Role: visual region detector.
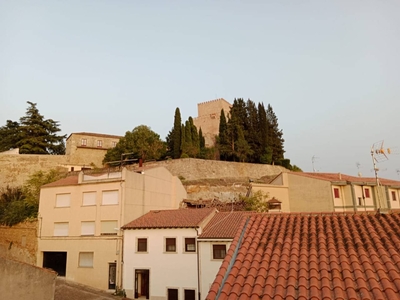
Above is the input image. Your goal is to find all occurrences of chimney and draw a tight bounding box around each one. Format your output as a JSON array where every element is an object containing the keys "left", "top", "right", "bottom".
[{"left": 338, "top": 173, "right": 342, "bottom": 180}]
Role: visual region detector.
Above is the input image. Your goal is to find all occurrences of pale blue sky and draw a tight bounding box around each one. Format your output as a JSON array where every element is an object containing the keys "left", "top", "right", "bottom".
[{"left": 1, "top": 1, "right": 400, "bottom": 179}]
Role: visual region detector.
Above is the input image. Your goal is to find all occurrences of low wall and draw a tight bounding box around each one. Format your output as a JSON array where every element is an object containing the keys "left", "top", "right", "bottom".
[
  {"left": 0, "top": 255, "right": 56, "bottom": 300},
  {"left": 0, "top": 220, "right": 37, "bottom": 264}
]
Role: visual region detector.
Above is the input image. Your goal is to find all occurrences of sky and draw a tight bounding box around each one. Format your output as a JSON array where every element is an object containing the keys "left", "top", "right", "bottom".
[{"left": 1, "top": 1, "right": 400, "bottom": 179}]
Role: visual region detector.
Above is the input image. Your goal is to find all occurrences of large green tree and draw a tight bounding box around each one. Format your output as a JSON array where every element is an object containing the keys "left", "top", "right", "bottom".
[
  {"left": 104, "top": 125, "right": 165, "bottom": 164},
  {"left": 0, "top": 120, "right": 20, "bottom": 152},
  {"left": 0, "top": 102, "right": 66, "bottom": 154}
]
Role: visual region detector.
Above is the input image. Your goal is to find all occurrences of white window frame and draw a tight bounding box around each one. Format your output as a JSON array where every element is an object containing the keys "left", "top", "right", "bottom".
[
  {"left": 136, "top": 237, "right": 148, "bottom": 253},
  {"left": 81, "top": 221, "right": 95, "bottom": 236},
  {"left": 55, "top": 193, "right": 71, "bottom": 208},
  {"left": 78, "top": 252, "right": 94, "bottom": 268},
  {"left": 81, "top": 139, "right": 87, "bottom": 146},
  {"left": 212, "top": 244, "right": 227, "bottom": 260},
  {"left": 82, "top": 192, "right": 96, "bottom": 206},
  {"left": 164, "top": 237, "right": 177, "bottom": 253},
  {"left": 54, "top": 222, "right": 69, "bottom": 236},
  {"left": 184, "top": 237, "right": 196, "bottom": 253},
  {"left": 101, "top": 190, "right": 118, "bottom": 205},
  {"left": 100, "top": 220, "right": 118, "bottom": 235}
]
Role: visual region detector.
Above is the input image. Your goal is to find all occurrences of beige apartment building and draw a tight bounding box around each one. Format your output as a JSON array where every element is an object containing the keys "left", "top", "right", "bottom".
[
  {"left": 252, "top": 172, "right": 400, "bottom": 213},
  {"left": 37, "top": 166, "right": 187, "bottom": 291}
]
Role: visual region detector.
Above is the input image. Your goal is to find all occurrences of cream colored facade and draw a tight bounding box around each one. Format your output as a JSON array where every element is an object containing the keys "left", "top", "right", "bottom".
[
  {"left": 252, "top": 172, "right": 400, "bottom": 213},
  {"left": 193, "top": 98, "right": 231, "bottom": 147},
  {"left": 37, "top": 167, "right": 187, "bottom": 291},
  {"left": 65, "top": 132, "right": 122, "bottom": 168}
]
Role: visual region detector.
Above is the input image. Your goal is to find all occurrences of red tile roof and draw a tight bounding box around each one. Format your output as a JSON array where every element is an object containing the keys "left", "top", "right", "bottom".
[
  {"left": 290, "top": 172, "right": 400, "bottom": 186},
  {"left": 122, "top": 208, "right": 216, "bottom": 229},
  {"left": 41, "top": 175, "right": 79, "bottom": 188},
  {"left": 207, "top": 212, "right": 400, "bottom": 300},
  {"left": 199, "top": 211, "right": 252, "bottom": 239}
]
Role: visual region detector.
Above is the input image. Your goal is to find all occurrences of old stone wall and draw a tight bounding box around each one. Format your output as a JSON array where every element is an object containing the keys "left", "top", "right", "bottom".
[
  {"left": 144, "top": 158, "right": 286, "bottom": 181},
  {"left": 0, "top": 255, "right": 56, "bottom": 300},
  {"left": 0, "top": 220, "right": 38, "bottom": 264}
]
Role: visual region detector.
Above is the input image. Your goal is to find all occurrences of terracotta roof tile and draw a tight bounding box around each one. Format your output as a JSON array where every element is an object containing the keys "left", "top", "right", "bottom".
[
  {"left": 289, "top": 171, "right": 400, "bottom": 186},
  {"left": 206, "top": 212, "right": 400, "bottom": 300},
  {"left": 42, "top": 175, "right": 79, "bottom": 188},
  {"left": 122, "top": 208, "right": 215, "bottom": 229},
  {"left": 199, "top": 211, "right": 252, "bottom": 239}
]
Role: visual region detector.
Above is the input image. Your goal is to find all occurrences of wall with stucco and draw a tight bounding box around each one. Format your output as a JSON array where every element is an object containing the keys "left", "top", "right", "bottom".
[{"left": 0, "top": 255, "right": 56, "bottom": 300}]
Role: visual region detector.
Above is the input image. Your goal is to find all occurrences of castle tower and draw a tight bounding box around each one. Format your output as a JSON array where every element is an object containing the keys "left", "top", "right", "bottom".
[{"left": 193, "top": 98, "right": 231, "bottom": 147}]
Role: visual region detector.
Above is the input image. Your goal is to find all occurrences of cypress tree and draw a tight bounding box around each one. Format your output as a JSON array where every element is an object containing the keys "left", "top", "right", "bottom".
[
  {"left": 266, "top": 104, "right": 285, "bottom": 164},
  {"left": 172, "top": 108, "right": 182, "bottom": 159}
]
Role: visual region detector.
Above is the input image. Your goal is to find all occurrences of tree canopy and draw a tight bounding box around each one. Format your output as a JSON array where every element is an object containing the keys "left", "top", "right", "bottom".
[
  {"left": 0, "top": 102, "right": 66, "bottom": 154},
  {"left": 103, "top": 125, "right": 166, "bottom": 164},
  {"left": 217, "top": 98, "right": 290, "bottom": 166}
]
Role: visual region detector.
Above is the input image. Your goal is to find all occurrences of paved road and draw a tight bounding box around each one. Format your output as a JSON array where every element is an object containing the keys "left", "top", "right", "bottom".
[{"left": 55, "top": 278, "right": 131, "bottom": 300}]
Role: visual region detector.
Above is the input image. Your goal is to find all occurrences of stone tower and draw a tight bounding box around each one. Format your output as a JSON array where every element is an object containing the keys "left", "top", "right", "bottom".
[{"left": 193, "top": 98, "right": 231, "bottom": 147}]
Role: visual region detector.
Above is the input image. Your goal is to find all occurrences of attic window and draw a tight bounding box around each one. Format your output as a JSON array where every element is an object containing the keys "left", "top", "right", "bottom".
[
  {"left": 97, "top": 140, "right": 103, "bottom": 148},
  {"left": 392, "top": 191, "right": 397, "bottom": 201},
  {"left": 364, "top": 188, "right": 370, "bottom": 198},
  {"left": 81, "top": 139, "right": 87, "bottom": 146}
]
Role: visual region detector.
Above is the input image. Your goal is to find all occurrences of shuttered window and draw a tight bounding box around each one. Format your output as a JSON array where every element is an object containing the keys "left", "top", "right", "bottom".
[
  {"left": 54, "top": 223, "right": 69, "bottom": 236},
  {"left": 79, "top": 252, "right": 94, "bottom": 268},
  {"left": 83, "top": 192, "right": 96, "bottom": 206},
  {"left": 102, "top": 190, "right": 118, "bottom": 205},
  {"left": 81, "top": 221, "right": 95, "bottom": 236},
  {"left": 101, "top": 220, "right": 118, "bottom": 235},
  {"left": 56, "top": 194, "right": 71, "bottom": 207}
]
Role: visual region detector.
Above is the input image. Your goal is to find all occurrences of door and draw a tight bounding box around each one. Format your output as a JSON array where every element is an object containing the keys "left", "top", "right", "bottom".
[
  {"left": 43, "top": 251, "right": 67, "bottom": 276},
  {"left": 135, "top": 269, "right": 149, "bottom": 299},
  {"left": 108, "top": 263, "right": 116, "bottom": 290}
]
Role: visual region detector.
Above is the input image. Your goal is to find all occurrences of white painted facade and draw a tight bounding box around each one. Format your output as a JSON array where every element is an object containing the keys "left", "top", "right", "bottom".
[
  {"left": 198, "top": 240, "right": 231, "bottom": 299},
  {"left": 123, "top": 228, "right": 199, "bottom": 300}
]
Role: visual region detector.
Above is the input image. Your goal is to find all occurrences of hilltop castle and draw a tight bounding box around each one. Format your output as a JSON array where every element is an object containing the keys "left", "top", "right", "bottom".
[{"left": 193, "top": 98, "right": 231, "bottom": 147}]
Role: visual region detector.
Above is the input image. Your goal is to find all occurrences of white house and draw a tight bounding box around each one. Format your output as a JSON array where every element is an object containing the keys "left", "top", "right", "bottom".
[
  {"left": 122, "top": 208, "right": 216, "bottom": 300},
  {"left": 122, "top": 209, "right": 250, "bottom": 300}
]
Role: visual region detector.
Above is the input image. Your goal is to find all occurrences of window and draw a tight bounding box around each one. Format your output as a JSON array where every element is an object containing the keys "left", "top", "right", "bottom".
[
  {"left": 81, "top": 139, "right": 87, "bottom": 146},
  {"left": 364, "top": 188, "right": 370, "bottom": 198},
  {"left": 112, "top": 141, "right": 117, "bottom": 147},
  {"left": 55, "top": 194, "right": 71, "bottom": 207},
  {"left": 81, "top": 221, "right": 95, "bottom": 236},
  {"left": 392, "top": 191, "right": 397, "bottom": 201},
  {"left": 165, "top": 238, "right": 176, "bottom": 252},
  {"left": 82, "top": 192, "right": 96, "bottom": 206},
  {"left": 167, "top": 289, "right": 178, "bottom": 300},
  {"left": 79, "top": 252, "right": 94, "bottom": 268},
  {"left": 333, "top": 188, "right": 340, "bottom": 198},
  {"left": 213, "top": 244, "right": 226, "bottom": 259},
  {"left": 97, "top": 140, "right": 102, "bottom": 147},
  {"left": 137, "top": 238, "right": 147, "bottom": 252},
  {"left": 185, "top": 238, "right": 196, "bottom": 252},
  {"left": 184, "top": 289, "right": 196, "bottom": 300},
  {"left": 102, "top": 190, "right": 118, "bottom": 205},
  {"left": 54, "top": 222, "right": 69, "bottom": 236},
  {"left": 101, "top": 220, "right": 118, "bottom": 235},
  {"left": 358, "top": 197, "right": 362, "bottom": 206}
]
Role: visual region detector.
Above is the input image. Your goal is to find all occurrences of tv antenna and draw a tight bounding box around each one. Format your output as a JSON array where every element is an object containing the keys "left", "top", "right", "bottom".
[
  {"left": 371, "top": 140, "right": 392, "bottom": 209},
  {"left": 356, "top": 162, "right": 362, "bottom": 177},
  {"left": 396, "top": 169, "right": 400, "bottom": 177},
  {"left": 312, "top": 155, "right": 319, "bottom": 173}
]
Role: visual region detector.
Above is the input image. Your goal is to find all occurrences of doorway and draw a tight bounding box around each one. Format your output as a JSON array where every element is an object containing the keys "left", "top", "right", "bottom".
[
  {"left": 43, "top": 251, "right": 67, "bottom": 276},
  {"left": 108, "top": 263, "right": 116, "bottom": 290},
  {"left": 135, "top": 269, "right": 149, "bottom": 299}
]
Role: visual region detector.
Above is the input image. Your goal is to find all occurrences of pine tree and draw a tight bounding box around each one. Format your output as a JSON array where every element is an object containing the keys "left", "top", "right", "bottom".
[
  {"left": 0, "top": 120, "right": 20, "bottom": 152},
  {"left": 16, "top": 102, "right": 66, "bottom": 154}
]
